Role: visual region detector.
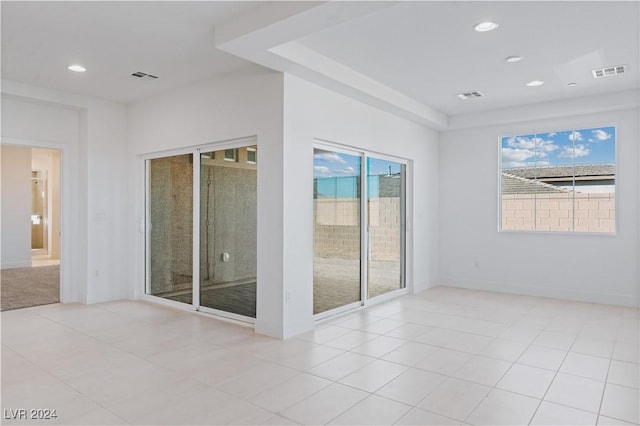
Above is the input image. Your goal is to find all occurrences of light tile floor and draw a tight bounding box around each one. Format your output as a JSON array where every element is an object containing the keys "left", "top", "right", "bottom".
[{"left": 1, "top": 286, "right": 639, "bottom": 425}]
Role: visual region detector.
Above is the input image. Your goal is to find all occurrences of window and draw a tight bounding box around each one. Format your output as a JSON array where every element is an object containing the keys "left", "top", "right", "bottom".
[
  {"left": 500, "top": 126, "right": 616, "bottom": 233},
  {"left": 246, "top": 147, "right": 257, "bottom": 164},
  {"left": 224, "top": 148, "right": 237, "bottom": 162}
]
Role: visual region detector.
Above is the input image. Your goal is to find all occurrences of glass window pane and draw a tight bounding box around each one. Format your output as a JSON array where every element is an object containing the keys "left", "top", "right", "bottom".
[
  {"left": 367, "top": 157, "right": 405, "bottom": 299},
  {"left": 199, "top": 145, "right": 257, "bottom": 317},
  {"left": 501, "top": 134, "right": 537, "bottom": 231},
  {"left": 313, "top": 148, "right": 361, "bottom": 314},
  {"left": 147, "top": 154, "right": 194, "bottom": 301},
  {"left": 501, "top": 126, "right": 616, "bottom": 233}
]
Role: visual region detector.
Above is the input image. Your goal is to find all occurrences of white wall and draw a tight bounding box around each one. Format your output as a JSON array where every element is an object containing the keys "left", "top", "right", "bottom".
[
  {"left": 127, "top": 69, "right": 439, "bottom": 338},
  {"left": 127, "top": 66, "right": 285, "bottom": 337},
  {"left": 282, "top": 75, "right": 440, "bottom": 337},
  {"left": 439, "top": 95, "right": 639, "bottom": 307},
  {"left": 1, "top": 81, "right": 129, "bottom": 304},
  {"left": 1, "top": 145, "right": 32, "bottom": 268}
]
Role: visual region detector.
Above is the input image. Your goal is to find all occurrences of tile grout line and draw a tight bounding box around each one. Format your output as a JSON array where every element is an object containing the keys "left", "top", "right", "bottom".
[
  {"left": 1, "top": 313, "right": 131, "bottom": 425},
  {"left": 524, "top": 323, "right": 579, "bottom": 425}
]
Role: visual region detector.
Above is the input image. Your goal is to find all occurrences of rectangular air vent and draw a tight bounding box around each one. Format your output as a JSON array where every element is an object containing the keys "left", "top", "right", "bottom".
[
  {"left": 457, "top": 91, "right": 484, "bottom": 100},
  {"left": 592, "top": 65, "right": 626, "bottom": 79},
  {"left": 131, "top": 71, "right": 159, "bottom": 80}
]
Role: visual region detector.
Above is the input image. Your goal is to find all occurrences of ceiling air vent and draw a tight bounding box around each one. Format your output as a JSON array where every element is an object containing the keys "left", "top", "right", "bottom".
[
  {"left": 592, "top": 65, "right": 626, "bottom": 79},
  {"left": 457, "top": 91, "right": 484, "bottom": 100},
  {"left": 131, "top": 71, "right": 159, "bottom": 80}
]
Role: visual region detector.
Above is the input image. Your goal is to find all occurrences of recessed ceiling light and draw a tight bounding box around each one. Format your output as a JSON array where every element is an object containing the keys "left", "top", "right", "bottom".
[
  {"left": 526, "top": 80, "right": 544, "bottom": 87},
  {"left": 474, "top": 21, "right": 499, "bottom": 32},
  {"left": 567, "top": 82, "right": 577, "bottom": 87},
  {"left": 505, "top": 55, "right": 522, "bottom": 63},
  {"left": 68, "top": 64, "right": 86, "bottom": 72}
]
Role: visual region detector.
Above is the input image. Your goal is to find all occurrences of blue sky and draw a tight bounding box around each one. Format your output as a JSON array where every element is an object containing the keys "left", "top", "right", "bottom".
[
  {"left": 313, "top": 150, "right": 402, "bottom": 178},
  {"left": 501, "top": 126, "right": 615, "bottom": 169},
  {"left": 314, "top": 150, "right": 402, "bottom": 197}
]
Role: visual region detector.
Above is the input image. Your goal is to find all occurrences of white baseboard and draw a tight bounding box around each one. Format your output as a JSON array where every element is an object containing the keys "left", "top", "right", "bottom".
[
  {"left": 411, "top": 280, "right": 437, "bottom": 294},
  {"left": 255, "top": 318, "right": 284, "bottom": 339},
  {"left": 438, "top": 277, "right": 639, "bottom": 308}
]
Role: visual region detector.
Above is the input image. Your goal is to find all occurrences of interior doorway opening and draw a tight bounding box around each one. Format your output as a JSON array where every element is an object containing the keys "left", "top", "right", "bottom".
[{"left": 1, "top": 146, "right": 61, "bottom": 311}]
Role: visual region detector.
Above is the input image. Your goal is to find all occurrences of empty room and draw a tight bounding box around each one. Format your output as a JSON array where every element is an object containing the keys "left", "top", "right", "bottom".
[{"left": 1, "top": 1, "right": 638, "bottom": 425}]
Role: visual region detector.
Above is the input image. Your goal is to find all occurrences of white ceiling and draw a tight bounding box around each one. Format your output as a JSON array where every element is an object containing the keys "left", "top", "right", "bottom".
[
  {"left": 1, "top": 1, "right": 262, "bottom": 102},
  {"left": 300, "top": 1, "right": 640, "bottom": 116},
  {"left": 2, "top": 1, "right": 638, "bottom": 127}
]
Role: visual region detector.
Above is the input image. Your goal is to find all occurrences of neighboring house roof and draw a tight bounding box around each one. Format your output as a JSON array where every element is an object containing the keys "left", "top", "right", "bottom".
[
  {"left": 501, "top": 172, "right": 569, "bottom": 194},
  {"left": 503, "top": 164, "right": 615, "bottom": 179}
]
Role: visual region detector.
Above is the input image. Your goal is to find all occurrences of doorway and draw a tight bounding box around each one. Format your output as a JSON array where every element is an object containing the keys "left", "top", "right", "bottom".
[
  {"left": 1, "top": 146, "right": 61, "bottom": 311},
  {"left": 313, "top": 146, "right": 407, "bottom": 317},
  {"left": 31, "top": 149, "right": 62, "bottom": 267},
  {"left": 144, "top": 140, "right": 258, "bottom": 321}
]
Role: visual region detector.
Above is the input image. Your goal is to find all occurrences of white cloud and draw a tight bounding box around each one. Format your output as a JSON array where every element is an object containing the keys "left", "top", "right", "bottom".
[
  {"left": 314, "top": 152, "right": 347, "bottom": 164},
  {"left": 313, "top": 165, "right": 331, "bottom": 176},
  {"left": 537, "top": 139, "right": 559, "bottom": 152},
  {"left": 548, "top": 132, "right": 557, "bottom": 137},
  {"left": 507, "top": 137, "right": 535, "bottom": 149},
  {"left": 558, "top": 144, "right": 590, "bottom": 158},
  {"left": 592, "top": 129, "right": 612, "bottom": 141},
  {"left": 502, "top": 148, "right": 536, "bottom": 162},
  {"left": 334, "top": 166, "right": 356, "bottom": 175},
  {"left": 568, "top": 131, "right": 583, "bottom": 142},
  {"left": 573, "top": 144, "right": 590, "bottom": 157},
  {"left": 506, "top": 136, "right": 558, "bottom": 152}
]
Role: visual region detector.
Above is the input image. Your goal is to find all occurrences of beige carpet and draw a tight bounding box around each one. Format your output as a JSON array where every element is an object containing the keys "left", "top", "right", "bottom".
[{"left": 1, "top": 265, "right": 60, "bottom": 311}]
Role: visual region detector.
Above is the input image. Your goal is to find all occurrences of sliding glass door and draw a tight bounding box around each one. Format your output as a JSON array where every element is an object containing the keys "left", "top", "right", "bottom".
[
  {"left": 313, "top": 148, "right": 362, "bottom": 314},
  {"left": 367, "top": 157, "right": 406, "bottom": 299},
  {"left": 313, "top": 147, "right": 406, "bottom": 317},
  {"left": 145, "top": 141, "right": 257, "bottom": 321},
  {"left": 146, "top": 154, "right": 194, "bottom": 301},
  {"left": 199, "top": 146, "right": 257, "bottom": 318}
]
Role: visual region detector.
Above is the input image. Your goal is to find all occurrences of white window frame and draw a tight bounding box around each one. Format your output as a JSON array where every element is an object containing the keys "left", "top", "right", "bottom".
[{"left": 498, "top": 124, "right": 617, "bottom": 235}]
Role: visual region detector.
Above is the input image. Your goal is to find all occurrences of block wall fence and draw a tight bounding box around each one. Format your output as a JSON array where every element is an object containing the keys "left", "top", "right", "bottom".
[
  {"left": 314, "top": 198, "right": 401, "bottom": 260},
  {"left": 502, "top": 192, "right": 616, "bottom": 233}
]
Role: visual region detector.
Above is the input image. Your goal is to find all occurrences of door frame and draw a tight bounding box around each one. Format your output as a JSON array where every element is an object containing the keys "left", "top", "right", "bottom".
[
  {"left": 1, "top": 138, "right": 66, "bottom": 302},
  {"left": 312, "top": 140, "right": 409, "bottom": 321},
  {"left": 141, "top": 136, "right": 258, "bottom": 324}
]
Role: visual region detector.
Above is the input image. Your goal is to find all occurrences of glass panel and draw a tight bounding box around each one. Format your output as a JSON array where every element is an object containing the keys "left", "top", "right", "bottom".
[
  {"left": 200, "top": 145, "right": 257, "bottom": 317},
  {"left": 31, "top": 170, "right": 47, "bottom": 249},
  {"left": 247, "top": 148, "right": 257, "bottom": 164},
  {"left": 313, "top": 148, "right": 361, "bottom": 314},
  {"left": 367, "top": 157, "right": 405, "bottom": 298},
  {"left": 501, "top": 127, "right": 616, "bottom": 233},
  {"left": 572, "top": 126, "right": 616, "bottom": 233},
  {"left": 147, "top": 154, "right": 194, "bottom": 302},
  {"left": 501, "top": 133, "right": 537, "bottom": 231}
]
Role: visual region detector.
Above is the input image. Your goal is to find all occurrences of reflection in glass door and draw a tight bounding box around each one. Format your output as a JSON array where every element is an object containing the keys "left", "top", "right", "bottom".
[
  {"left": 313, "top": 148, "right": 362, "bottom": 314},
  {"left": 145, "top": 144, "right": 258, "bottom": 321},
  {"left": 146, "top": 154, "right": 194, "bottom": 302},
  {"left": 367, "top": 157, "right": 406, "bottom": 298},
  {"left": 313, "top": 147, "right": 407, "bottom": 316},
  {"left": 199, "top": 146, "right": 257, "bottom": 318}
]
